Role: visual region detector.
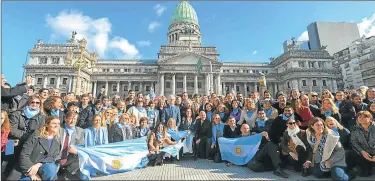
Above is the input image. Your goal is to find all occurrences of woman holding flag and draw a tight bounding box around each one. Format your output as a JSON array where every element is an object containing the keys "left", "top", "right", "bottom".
[
  {"left": 84, "top": 115, "right": 109, "bottom": 147},
  {"left": 210, "top": 114, "right": 226, "bottom": 162},
  {"left": 148, "top": 123, "right": 177, "bottom": 166}
]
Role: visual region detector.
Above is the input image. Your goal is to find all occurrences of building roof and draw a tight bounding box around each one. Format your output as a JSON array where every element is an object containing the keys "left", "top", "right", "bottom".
[
  {"left": 171, "top": 1, "right": 199, "bottom": 26},
  {"left": 97, "top": 59, "right": 158, "bottom": 64}
]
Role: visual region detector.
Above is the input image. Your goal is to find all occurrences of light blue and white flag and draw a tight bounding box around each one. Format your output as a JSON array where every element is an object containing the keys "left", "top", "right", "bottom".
[
  {"left": 218, "top": 133, "right": 262, "bottom": 166},
  {"left": 74, "top": 137, "right": 149, "bottom": 180},
  {"left": 166, "top": 130, "right": 193, "bottom": 154}
]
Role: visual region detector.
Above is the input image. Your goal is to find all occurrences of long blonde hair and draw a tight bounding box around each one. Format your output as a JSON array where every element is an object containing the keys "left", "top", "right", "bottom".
[
  {"left": 101, "top": 108, "right": 116, "bottom": 127},
  {"left": 166, "top": 118, "right": 177, "bottom": 130},
  {"left": 325, "top": 116, "right": 344, "bottom": 130},
  {"left": 39, "top": 116, "right": 60, "bottom": 138},
  {"left": 321, "top": 98, "right": 339, "bottom": 115}
]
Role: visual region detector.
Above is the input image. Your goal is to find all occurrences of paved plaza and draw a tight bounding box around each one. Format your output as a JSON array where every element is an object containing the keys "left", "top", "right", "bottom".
[{"left": 92, "top": 157, "right": 374, "bottom": 180}]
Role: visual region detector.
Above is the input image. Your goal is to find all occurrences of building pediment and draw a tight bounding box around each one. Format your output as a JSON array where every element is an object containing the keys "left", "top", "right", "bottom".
[{"left": 158, "top": 52, "right": 222, "bottom": 66}]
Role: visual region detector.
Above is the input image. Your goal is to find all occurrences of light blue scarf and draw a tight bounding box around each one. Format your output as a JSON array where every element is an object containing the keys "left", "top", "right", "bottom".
[
  {"left": 332, "top": 126, "right": 339, "bottom": 136},
  {"left": 256, "top": 118, "right": 266, "bottom": 127},
  {"left": 94, "top": 109, "right": 100, "bottom": 115},
  {"left": 64, "top": 123, "right": 76, "bottom": 136},
  {"left": 24, "top": 106, "right": 40, "bottom": 119},
  {"left": 136, "top": 107, "right": 144, "bottom": 113},
  {"left": 51, "top": 109, "right": 59, "bottom": 117},
  {"left": 264, "top": 108, "right": 272, "bottom": 118},
  {"left": 140, "top": 128, "right": 149, "bottom": 137},
  {"left": 219, "top": 112, "right": 225, "bottom": 119},
  {"left": 207, "top": 111, "right": 212, "bottom": 122},
  {"left": 118, "top": 110, "right": 123, "bottom": 116},
  {"left": 325, "top": 110, "right": 332, "bottom": 117},
  {"left": 247, "top": 110, "right": 254, "bottom": 118},
  {"left": 106, "top": 120, "right": 110, "bottom": 125},
  {"left": 117, "top": 122, "right": 124, "bottom": 128},
  {"left": 335, "top": 101, "right": 341, "bottom": 108},
  {"left": 282, "top": 113, "right": 294, "bottom": 121},
  {"left": 147, "top": 109, "right": 154, "bottom": 119},
  {"left": 156, "top": 132, "right": 163, "bottom": 141},
  {"left": 233, "top": 108, "right": 239, "bottom": 115}
]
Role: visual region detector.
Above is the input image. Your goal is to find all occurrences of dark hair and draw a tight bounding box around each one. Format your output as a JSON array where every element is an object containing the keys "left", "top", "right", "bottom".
[
  {"left": 94, "top": 100, "right": 102, "bottom": 105},
  {"left": 81, "top": 93, "right": 89, "bottom": 99},
  {"left": 140, "top": 117, "right": 148, "bottom": 123},
  {"left": 28, "top": 85, "right": 34, "bottom": 91},
  {"left": 65, "top": 111, "right": 78, "bottom": 119},
  {"left": 102, "top": 95, "right": 109, "bottom": 100},
  {"left": 308, "top": 117, "right": 329, "bottom": 135},
  {"left": 193, "top": 94, "right": 200, "bottom": 98},
  {"left": 67, "top": 101, "right": 79, "bottom": 108},
  {"left": 257, "top": 109, "right": 265, "bottom": 113},
  {"left": 38, "top": 88, "right": 49, "bottom": 93},
  {"left": 351, "top": 93, "right": 361, "bottom": 99}
]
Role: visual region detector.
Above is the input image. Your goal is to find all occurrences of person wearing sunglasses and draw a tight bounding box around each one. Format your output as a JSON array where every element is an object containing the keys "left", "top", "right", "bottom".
[
  {"left": 309, "top": 92, "right": 321, "bottom": 109},
  {"left": 280, "top": 118, "right": 309, "bottom": 175},
  {"left": 6, "top": 95, "right": 46, "bottom": 178}
]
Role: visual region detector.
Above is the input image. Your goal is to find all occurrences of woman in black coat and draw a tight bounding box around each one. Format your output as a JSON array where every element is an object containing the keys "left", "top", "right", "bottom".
[
  {"left": 109, "top": 114, "right": 133, "bottom": 143},
  {"left": 44, "top": 96, "right": 65, "bottom": 125},
  {"left": 7, "top": 116, "right": 61, "bottom": 180}
]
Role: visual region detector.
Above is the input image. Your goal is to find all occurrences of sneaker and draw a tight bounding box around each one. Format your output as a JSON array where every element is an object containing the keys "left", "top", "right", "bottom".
[{"left": 273, "top": 167, "right": 289, "bottom": 178}]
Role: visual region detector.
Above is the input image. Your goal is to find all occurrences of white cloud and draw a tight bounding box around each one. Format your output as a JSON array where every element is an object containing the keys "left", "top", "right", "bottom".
[
  {"left": 148, "top": 21, "right": 161, "bottom": 33},
  {"left": 297, "top": 31, "right": 309, "bottom": 41},
  {"left": 252, "top": 50, "right": 257, "bottom": 55},
  {"left": 358, "top": 12, "right": 375, "bottom": 37},
  {"left": 45, "top": 10, "right": 139, "bottom": 58},
  {"left": 154, "top": 4, "right": 166, "bottom": 17},
  {"left": 137, "top": 40, "right": 151, "bottom": 47},
  {"left": 109, "top": 37, "right": 139, "bottom": 57}
]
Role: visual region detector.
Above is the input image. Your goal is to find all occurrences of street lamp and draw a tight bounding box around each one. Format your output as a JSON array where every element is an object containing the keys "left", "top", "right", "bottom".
[{"left": 66, "top": 38, "right": 98, "bottom": 95}]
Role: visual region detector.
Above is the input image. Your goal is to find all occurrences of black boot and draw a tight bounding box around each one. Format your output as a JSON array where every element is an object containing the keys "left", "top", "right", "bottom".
[
  {"left": 302, "top": 168, "right": 311, "bottom": 177},
  {"left": 273, "top": 167, "right": 289, "bottom": 178}
]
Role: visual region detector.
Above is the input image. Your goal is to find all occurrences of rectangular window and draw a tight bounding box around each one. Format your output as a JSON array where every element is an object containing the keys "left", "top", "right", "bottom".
[
  {"left": 246, "top": 86, "right": 249, "bottom": 92},
  {"left": 225, "top": 86, "right": 229, "bottom": 91},
  {"left": 302, "top": 80, "right": 307, "bottom": 86},
  {"left": 52, "top": 57, "right": 60, "bottom": 64},
  {"left": 236, "top": 86, "right": 239, "bottom": 92},
  {"left": 323, "top": 80, "right": 327, "bottom": 86},
  {"left": 318, "top": 62, "right": 324, "bottom": 68},
  {"left": 166, "top": 82, "right": 171, "bottom": 88},
  {"left": 177, "top": 82, "right": 183, "bottom": 88},
  {"left": 39, "top": 57, "right": 47, "bottom": 64},
  {"left": 308, "top": 62, "right": 314, "bottom": 68},
  {"left": 112, "top": 85, "right": 117, "bottom": 92},
  {"left": 198, "top": 82, "right": 202, "bottom": 89},
  {"left": 134, "top": 86, "right": 139, "bottom": 91},
  {"left": 187, "top": 82, "right": 194, "bottom": 89},
  {"left": 124, "top": 69, "right": 128, "bottom": 72},
  {"left": 313, "top": 80, "right": 317, "bottom": 86},
  {"left": 37, "top": 78, "right": 42, "bottom": 84},
  {"left": 62, "top": 78, "right": 67, "bottom": 85},
  {"left": 287, "top": 82, "right": 290, "bottom": 88},
  {"left": 146, "top": 86, "right": 150, "bottom": 91},
  {"left": 299, "top": 61, "right": 305, "bottom": 67},
  {"left": 49, "top": 78, "right": 55, "bottom": 84},
  {"left": 123, "top": 85, "right": 128, "bottom": 91}
]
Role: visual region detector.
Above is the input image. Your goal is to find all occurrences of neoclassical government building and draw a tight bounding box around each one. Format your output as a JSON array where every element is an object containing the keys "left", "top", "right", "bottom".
[{"left": 24, "top": 1, "right": 339, "bottom": 98}]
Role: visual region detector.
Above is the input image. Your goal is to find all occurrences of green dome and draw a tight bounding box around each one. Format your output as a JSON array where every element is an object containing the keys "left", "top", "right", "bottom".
[{"left": 171, "top": 1, "right": 199, "bottom": 25}]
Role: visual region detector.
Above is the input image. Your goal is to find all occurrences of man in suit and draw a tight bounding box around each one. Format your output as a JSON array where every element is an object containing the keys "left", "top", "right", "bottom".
[
  {"left": 161, "top": 95, "right": 181, "bottom": 127},
  {"left": 194, "top": 111, "right": 212, "bottom": 160},
  {"left": 58, "top": 111, "right": 84, "bottom": 180},
  {"left": 1, "top": 74, "right": 32, "bottom": 111}
]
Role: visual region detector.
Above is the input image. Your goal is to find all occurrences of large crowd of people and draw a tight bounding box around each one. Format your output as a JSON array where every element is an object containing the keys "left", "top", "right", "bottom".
[{"left": 1, "top": 74, "right": 375, "bottom": 181}]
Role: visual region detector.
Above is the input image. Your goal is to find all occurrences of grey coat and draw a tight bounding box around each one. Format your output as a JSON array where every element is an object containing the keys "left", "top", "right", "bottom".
[
  {"left": 350, "top": 122, "right": 375, "bottom": 156},
  {"left": 9, "top": 110, "right": 46, "bottom": 143},
  {"left": 58, "top": 126, "right": 85, "bottom": 147},
  {"left": 306, "top": 130, "right": 346, "bottom": 172}
]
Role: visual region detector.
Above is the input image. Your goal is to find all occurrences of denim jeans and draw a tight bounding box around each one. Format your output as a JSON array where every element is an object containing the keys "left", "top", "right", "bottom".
[
  {"left": 313, "top": 163, "right": 349, "bottom": 181},
  {"left": 19, "top": 163, "right": 58, "bottom": 181}
]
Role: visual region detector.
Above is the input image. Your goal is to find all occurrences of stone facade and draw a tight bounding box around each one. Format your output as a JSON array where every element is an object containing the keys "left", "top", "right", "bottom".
[{"left": 24, "top": 1, "right": 339, "bottom": 98}]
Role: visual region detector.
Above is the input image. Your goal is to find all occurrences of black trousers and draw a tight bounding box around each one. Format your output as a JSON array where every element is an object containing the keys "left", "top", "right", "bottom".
[
  {"left": 280, "top": 145, "right": 308, "bottom": 170},
  {"left": 346, "top": 150, "right": 373, "bottom": 174},
  {"left": 59, "top": 154, "right": 80, "bottom": 175},
  {"left": 247, "top": 142, "right": 282, "bottom": 172},
  {"left": 194, "top": 136, "right": 211, "bottom": 159}
]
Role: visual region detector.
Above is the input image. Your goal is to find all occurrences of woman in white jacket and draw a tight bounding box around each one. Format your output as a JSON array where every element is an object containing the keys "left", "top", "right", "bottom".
[
  {"left": 127, "top": 98, "right": 147, "bottom": 126},
  {"left": 238, "top": 98, "right": 257, "bottom": 129}
]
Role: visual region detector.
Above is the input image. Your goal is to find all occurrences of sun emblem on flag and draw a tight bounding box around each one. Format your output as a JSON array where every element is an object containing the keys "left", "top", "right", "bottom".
[
  {"left": 235, "top": 147, "right": 242, "bottom": 155},
  {"left": 112, "top": 159, "right": 122, "bottom": 170}
]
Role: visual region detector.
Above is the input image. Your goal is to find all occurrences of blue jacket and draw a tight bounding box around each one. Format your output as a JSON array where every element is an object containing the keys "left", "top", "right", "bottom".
[{"left": 161, "top": 105, "right": 181, "bottom": 127}]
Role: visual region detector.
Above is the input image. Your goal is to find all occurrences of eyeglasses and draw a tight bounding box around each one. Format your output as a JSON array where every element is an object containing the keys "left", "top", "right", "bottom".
[
  {"left": 31, "top": 101, "right": 41, "bottom": 104},
  {"left": 287, "top": 122, "right": 296, "bottom": 125},
  {"left": 311, "top": 95, "right": 318, "bottom": 97}
]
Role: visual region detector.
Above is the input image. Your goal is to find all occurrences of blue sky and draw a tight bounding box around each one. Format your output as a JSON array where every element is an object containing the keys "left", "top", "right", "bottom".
[{"left": 2, "top": 1, "right": 375, "bottom": 85}]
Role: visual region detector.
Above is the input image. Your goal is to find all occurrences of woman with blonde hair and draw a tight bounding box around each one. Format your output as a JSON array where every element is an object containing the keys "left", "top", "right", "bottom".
[
  {"left": 148, "top": 123, "right": 177, "bottom": 166},
  {"left": 84, "top": 115, "right": 109, "bottom": 147},
  {"left": 109, "top": 114, "right": 133, "bottom": 143},
  {"left": 216, "top": 104, "right": 229, "bottom": 123},
  {"left": 101, "top": 108, "right": 116, "bottom": 128},
  {"left": 325, "top": 117, "right": 350, "bottom": 150},
  {"left": 44, "top": 96, "right": 65, "bottom": 124},
  {"left": 321, "top": 89, "right": 335, "bottom": 101},
  {"left": 289, "top": 88, "right": 300, "bottom": 110},
  {"left": 319, "top": 98, "right": 342, "bottom": 124},
  {"left": 238, "top": 99, "right": 257, "bottom": 128},
  {"left": 303, "top": 117, "right": 352, "bottom": 180},
  {"left": 9, "top": 117, "right": 61, "bottom": 181}
]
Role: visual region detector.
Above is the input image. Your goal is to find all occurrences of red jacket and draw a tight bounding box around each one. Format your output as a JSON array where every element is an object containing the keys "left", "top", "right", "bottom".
[{"left": 1, "top": 131, "right": 9, "bottom": 152}]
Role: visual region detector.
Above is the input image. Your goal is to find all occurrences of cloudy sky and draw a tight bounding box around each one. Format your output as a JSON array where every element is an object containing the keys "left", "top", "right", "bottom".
[{"left": 2, "top": 1, "right": 375, "bottom": 85}]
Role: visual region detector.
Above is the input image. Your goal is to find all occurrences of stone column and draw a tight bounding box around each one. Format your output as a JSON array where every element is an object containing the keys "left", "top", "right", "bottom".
[
  {"left": 172, "top": 73, "right": 176, "bottom": 95},
  {"left": 217, "top": 74, "right": 221, "bottom": 95},
  {"left": 205, "top": 74, "right": 210, "bottom": 95},
  {"left": 233, "top": 82, "right": 237, "bottom": 94},
  {"left": 318, "top": 78, "right": 323, "bottom": 93},
  {"left": 43, "top": 75, "right": 48, "bottom": 88},
  {"left": 309, "top": 79, "right": 313, "bottom": 92},
  {"left": 105, "top": 81, "right": 108, "bottom": 95},
  {"left": 243, "top": 82, "right": 247, "bottom": 97},
  {"left": 254, "top": 82, "right": 257, "bottom": 92},
  {"left": 194, "top": 74, "right": 198, "bottom": 95},
  {"left": 160, "top": 74, "right": 165, "bottom": 96},
  {"left": 117, "top": 81, "right": 120, "bottom": 94},
  {"left": 140, "top": 82, "right": 143, "bottom": 94},
  {"left": 210, "top": 73, "right": 214, "bottom": 94},
  {"left": 183, "top": 74, "right": 187, "bottom": 93},
  {"left": 223, "top": 82, "right": 226, "bottom": 94},
  {"left": 93, "top": 81, "right": 97, "bottom": 97},
  {"left": 71, "top": 76, "right": 75, "bottom": 93},
  {"left": 56, "top": 76, "right": 61, "bottom": 89},
  {"left": 274, "top": 83, "right": 277, "bottom": 95},
  {"left": 332, "top": 79, "right": 338, "bottom": 93}
]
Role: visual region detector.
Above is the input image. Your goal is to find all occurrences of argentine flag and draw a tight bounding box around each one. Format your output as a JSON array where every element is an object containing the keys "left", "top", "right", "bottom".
[
  {"left": 218, "top": 133, "right": 262, "bottom": 166},
  {"left": 74, "top": 137, "right": 149, "bottom": 180}
]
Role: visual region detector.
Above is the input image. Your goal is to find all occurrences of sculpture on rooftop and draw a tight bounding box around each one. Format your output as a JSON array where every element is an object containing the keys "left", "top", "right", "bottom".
[
  {"left": 72, "top": 31, "right": 77, "bottom": 39},
  {"left": 320, "top": 45, "right": 328, "bottom": 51}
]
